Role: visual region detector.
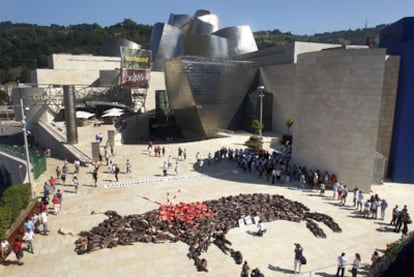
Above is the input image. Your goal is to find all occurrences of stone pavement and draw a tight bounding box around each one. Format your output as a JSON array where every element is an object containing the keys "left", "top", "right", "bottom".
[{"left": 1, "top": 124, "right": 413, "bottom": 277}]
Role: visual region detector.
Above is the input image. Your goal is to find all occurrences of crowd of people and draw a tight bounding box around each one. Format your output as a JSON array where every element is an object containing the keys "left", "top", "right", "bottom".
[
  {"left": 1, "top": 136, "right": 412, "bottom": 275},
  {"left": 198, "top": 145, "right": 412, "bottom": 275}
]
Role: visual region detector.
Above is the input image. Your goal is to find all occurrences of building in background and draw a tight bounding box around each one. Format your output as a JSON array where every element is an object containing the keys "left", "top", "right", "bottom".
[
  {"left": 5, "top": 11, "right": 411, "bottom": 192},
  {"left": 379, "top": 17, "right": 414, "bottom": 184}
]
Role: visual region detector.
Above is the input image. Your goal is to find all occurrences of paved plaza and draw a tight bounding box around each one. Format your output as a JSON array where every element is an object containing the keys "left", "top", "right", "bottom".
[{"left": 1, "top": 124, "right": 413, "bottom": 276}]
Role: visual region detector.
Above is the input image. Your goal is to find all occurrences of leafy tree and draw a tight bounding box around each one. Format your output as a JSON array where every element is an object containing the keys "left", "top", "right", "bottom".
[
  {"left": 251, "top": 119, "right": 263, "bottom": 135},
  {"left": 286, "top": 117, "right": 294, "bottom": 128},
  {"left": 0, "top": 20, "right": 386, "bottom": 83},
  {"left": 0, "top": 89, "right": 10, "bottom": 105}
]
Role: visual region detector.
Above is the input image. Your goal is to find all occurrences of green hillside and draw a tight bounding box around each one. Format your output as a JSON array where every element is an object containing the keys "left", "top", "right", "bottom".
[{"left": 0, "top": 19, "right": 387, "bottom": 84}]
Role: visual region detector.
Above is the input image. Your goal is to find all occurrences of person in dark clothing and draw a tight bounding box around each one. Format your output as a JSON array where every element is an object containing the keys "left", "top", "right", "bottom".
[
  {"left": 114, "top": 165, "right": 120, "bottom": 182},
  {"left": 395, "top": 205, "right": 408, "bottom": 233}
]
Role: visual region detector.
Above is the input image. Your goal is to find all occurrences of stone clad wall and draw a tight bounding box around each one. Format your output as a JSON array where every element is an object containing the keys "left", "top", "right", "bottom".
[
  {"left": 260, "top": 64, "right": 296, "bottom": 135},
  {"left": 48, "top": 54, "right": 120, "bottom": 70},
  {"left": 291, "top": 49, "right": 388, "bottom": 192},
  {"left": 376, "top": 55, "right": 400, "bottom": 175}
]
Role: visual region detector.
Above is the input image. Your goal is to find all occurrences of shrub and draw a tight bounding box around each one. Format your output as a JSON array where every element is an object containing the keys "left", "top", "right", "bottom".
[
  {"left": 0, "top": 206, "right": 12, "bottom": 239},
  {"left": 0, "top": 183, "right": 31, "bottom": 230},
  {"left": 251, "top": 119, "right": 263, "bottom": 135},
  {"left": 245, "top": 135, "right": 264, "bottom": 150}
]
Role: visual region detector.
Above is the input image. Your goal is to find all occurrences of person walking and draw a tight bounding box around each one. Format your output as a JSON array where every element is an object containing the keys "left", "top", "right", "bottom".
[
  {"left": 390, "top": 205, "right": 399, "bottom": 225},
  {"left": 114, "top": 165, "right": 120, "bottom": 182},
  {"left": 74, "top": 159, "right": 80, "bottom": 174},
  {"left": 73, "top": 175, "right": 79, "bottom": 193},
  {"left": 351, "top": 253, "right": 361, "bottom": 277},
  {"left": 294, "top": 243, "right": 304, "bottom": 274},
  {"left": 52, "top": 195, "right": 60, "bottom": 215},
  {"left": 56, "top": 189, "right": 63, "bottom": 209},
  {"left": 174, "top": 161, "right": 179, "bottom": 175},
  {"left": 241, "top": 260, "right": 250, "bottom": 277},
  {"left": 126, "top": 159, "right": 131, "bottom": 173},
  {"left": 92, "top": 168, "right": 98, "bottom": 187},
  {"left": 23, "top": 228, "right": 34, "bottom": 254},
  {"left": 56, "top": 166, "right": 61, "bottom": 179},
  {"left": 162, "top": 161, "right": 168, "bottom": 176},
  {"left": 41, "top": 211, "right": 48, "bottom": 235},
  {"left": 336, "top": 252, "right": 347, "bottom": 277},
  {"left": 380, "top": 199, "right": 388, "bottom": 220},
  {"left": 13, "top": 237, "right": 24, "bottom": 265},
  {"left": 105, "top": 149, "right": 109, "bottom": 165}
]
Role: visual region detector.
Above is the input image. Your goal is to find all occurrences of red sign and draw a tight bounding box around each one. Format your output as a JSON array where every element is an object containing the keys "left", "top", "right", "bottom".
[{"left": 121, "top": 69, "right": 150, "bottom": 88}]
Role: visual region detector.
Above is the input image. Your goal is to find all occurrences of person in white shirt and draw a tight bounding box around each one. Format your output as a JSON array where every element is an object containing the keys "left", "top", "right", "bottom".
[
  {"left": 23, "top": 228, "right": 35, "bottom": 254},
  {"left": 41, "top": 211, "right": 48, "bottom": 235},
  {"left": 256, "top": 220, "right": 266, "bottom": 236},
  {"left": 333, "top": 182, "right": 340, "bottom": 199},
  {"left": 336, "top": 252, "right": 347, "bottom": 277},
  {"left": 351, "top": 253, "right": 361, "bottom": 277},
  {"left": 357, "top": 190, "right": 364, "bottom": 211},
  {"left": 1, "top": 239, "right": 9, "bottom": 259}
]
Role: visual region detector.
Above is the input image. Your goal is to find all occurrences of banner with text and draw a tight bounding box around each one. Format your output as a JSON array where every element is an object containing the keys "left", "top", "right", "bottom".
[
  {"left": 121, "top": 69, "right": 151, "bottom": 89},
  {"left": 120, "top": 47, "right": 152, "bottom": 88}
]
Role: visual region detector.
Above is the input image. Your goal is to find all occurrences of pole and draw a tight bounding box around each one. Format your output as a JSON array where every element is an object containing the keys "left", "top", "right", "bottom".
[
  {"left": 19, "top": 96, "right": 34, "bottom": 198},
  {"left": 257, "top": 86, "right": 265, "bottom": 137}
]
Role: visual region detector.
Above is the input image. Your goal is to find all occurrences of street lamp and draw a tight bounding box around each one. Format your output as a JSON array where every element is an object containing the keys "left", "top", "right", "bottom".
[
  {"left": 19, "top": 95, "right": 35, "bottom": 199},
  {"left": 257, "top": 85, "right": 265, "bottom": 137}
]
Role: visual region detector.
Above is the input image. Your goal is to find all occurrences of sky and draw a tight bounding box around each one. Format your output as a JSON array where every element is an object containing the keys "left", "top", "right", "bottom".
[{"left": 1, "top": 0, "right": 413, "bottom": 35}]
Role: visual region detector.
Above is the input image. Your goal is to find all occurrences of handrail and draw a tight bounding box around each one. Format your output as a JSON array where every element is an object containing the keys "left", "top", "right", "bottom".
[{"left": 38, "top": 121, "right": 92, "bottom": 164}]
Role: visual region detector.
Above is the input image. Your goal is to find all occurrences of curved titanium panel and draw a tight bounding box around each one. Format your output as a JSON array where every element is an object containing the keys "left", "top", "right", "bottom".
[
  {"left": 168, "top": 13, "right": 192, "bottom": 27},
  {"left": 180, "top": 15, "right": 221, "bottom": 35},
  {"left": 180, "top": 34, "right": 229, "bottom": 58},
  {"left": 213, "top": 26, "right": 258, "bottom": 55},
  {"left": 150, "top": 23, "right": 181, "bottom": 71},
  {"left": 193, "top": 9, "right": 211, "bottom": 17},
  {"left": 164, "top": 56, "right": 259, "bottom": 138},
  {"left": 101, "top": 37, "right": 141, "bottom": 57}
]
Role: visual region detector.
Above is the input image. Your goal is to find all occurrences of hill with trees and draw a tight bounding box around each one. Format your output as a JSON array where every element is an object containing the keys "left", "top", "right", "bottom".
[{"left": 0, "top": 19, "right": 387, "bottom": 84}]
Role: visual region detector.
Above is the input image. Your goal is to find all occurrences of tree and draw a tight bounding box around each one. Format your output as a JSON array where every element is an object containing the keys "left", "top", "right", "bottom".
[
  {"left": 0, "top": 89, "right": 10, "bottom": 105},
  {"left": 251, "top": 119, "right": 263, "bottom": 135},
  {"left": 286, "top": 117, "right": 294, "bottom": 133}
]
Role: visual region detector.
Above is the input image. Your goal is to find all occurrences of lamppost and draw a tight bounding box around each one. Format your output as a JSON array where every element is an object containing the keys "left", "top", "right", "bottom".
[
  {"left": 19, "top": 95, "right": 34, "bottom": 199},
  {"left": 257, "top": 85, "right": 265, "bottom": 137}
]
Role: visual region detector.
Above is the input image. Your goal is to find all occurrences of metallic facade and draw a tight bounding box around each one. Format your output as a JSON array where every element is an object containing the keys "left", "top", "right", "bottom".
[
  {"left": 101, "top": 37, "right": 141, "bottom": 57},
  {"left": 167, "top": 14, "right": 192, "bottom": 27},
  {"left": 150, "top": 9, "right": 258, "bottom": 71},
  {"left": 180, "top": 14, "right": 221, "bottom": 35},
  {"left": 213, "top": 26, "right": 258, "bottom": 55},
  {"left": 180, "top": 34, "right": 230, "bottom": 58},
  {"left": 164, "top": 56, "right": 259, "bottom": 138},
  {"left": 150, "top": 23, "right": 181, "bottom": 71}
]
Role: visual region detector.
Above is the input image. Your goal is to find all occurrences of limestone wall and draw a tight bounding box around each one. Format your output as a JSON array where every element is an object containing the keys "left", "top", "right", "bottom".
[
  {"left": 260, "top": 64, "right": 296, "bottom": 134},
  {"left": 293, "top": 41, "right": 341, "bottom": 63},
  {"left": 146, "top": 72, "right": 166, "bottom": 113},
  {"left": 48, "top": 54, "right": 120, "bottom": 70},
  {"left": 291, "top": 48, "right": 388, "bottom": 192},
  {"left": 376, "top": 55, "right": 400, "bottom": 174},
  {"left": 32, "top": 69, "right": 101, "bottom": 86}
]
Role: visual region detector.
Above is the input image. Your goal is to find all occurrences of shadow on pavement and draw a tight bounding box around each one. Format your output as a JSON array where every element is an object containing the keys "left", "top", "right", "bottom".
[{"left": 268, "top": 264, "right": 294, "bottom": 274}]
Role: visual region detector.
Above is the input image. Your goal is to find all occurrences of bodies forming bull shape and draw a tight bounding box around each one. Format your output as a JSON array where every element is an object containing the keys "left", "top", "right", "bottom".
[{"left": 75, "top": 193, "right": 342, "bottom": 272}]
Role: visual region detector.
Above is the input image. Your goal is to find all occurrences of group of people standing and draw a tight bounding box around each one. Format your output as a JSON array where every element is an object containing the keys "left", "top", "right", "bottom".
[
  {"left": 240, "top": 260, "right": 264, "bottom": 277},
  {"left": 336, "top": 252, "right": 362, "bottom": 277},
  {"left": 391, "top": 204, "right": 412, "bottom": 238}
]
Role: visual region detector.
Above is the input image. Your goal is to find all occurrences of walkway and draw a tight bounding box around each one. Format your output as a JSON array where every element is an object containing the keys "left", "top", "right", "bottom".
[{"left": 1, "top": 124, "right": 413, "bottom": 276}]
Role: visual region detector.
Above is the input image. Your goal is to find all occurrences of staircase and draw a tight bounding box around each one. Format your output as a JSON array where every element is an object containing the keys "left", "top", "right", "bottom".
[{"left": 35, "top": 121, "right": 92, "bottom": 165}]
